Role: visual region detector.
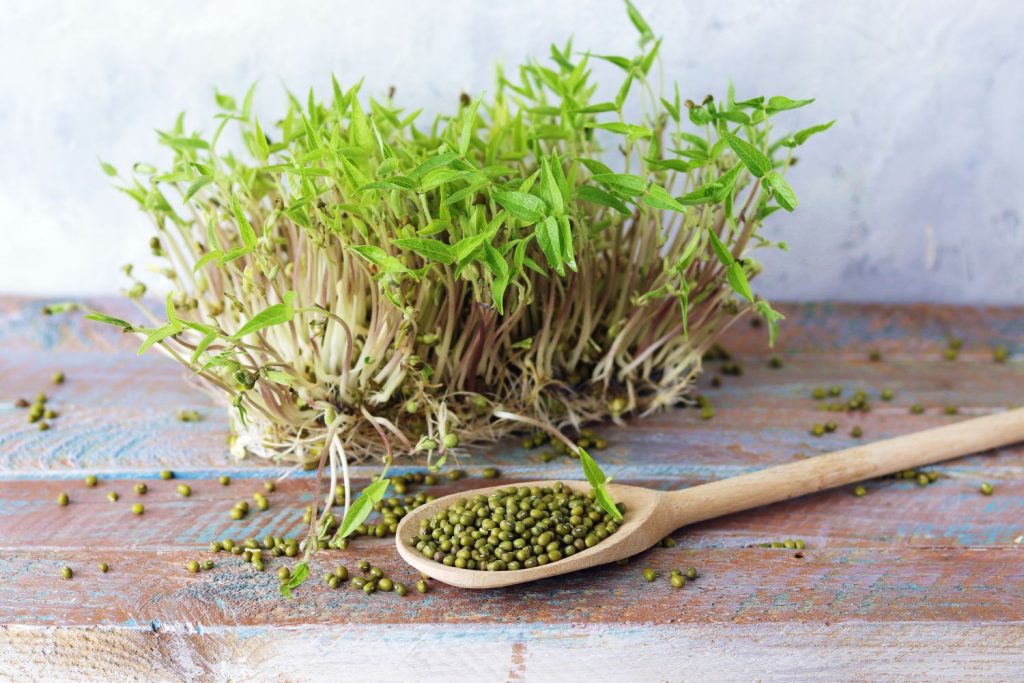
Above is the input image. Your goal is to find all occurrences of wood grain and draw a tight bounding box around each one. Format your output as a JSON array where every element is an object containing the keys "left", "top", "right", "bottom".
[{"left": 1, "top": 298, "right": 1023, "bottom": 679}]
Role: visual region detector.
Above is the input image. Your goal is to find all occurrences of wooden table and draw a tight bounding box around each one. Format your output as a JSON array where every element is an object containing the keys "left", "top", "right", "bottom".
[{"left": 1, "top": 298, "right": 1022, "bottom": 681}]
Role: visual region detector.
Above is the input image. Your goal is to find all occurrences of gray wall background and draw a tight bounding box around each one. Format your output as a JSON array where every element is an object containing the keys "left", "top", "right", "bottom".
[{"left": 1, "top": 0, "right": 1021, "bottom": 303}]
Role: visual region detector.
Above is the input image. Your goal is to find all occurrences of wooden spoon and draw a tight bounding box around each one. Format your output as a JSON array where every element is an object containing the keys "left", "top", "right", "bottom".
[{"left": 396, "top": 407, "right": 1024, "bottom": 589}]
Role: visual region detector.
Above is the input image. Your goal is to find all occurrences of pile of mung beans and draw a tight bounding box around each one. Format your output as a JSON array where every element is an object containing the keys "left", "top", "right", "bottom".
[{"left": 408, "top": 481, "right": 623, "bottom": 571}]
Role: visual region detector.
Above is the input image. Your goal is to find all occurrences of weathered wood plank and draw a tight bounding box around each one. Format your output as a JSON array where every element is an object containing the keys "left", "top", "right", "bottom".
[
  {"left": 3, "top": 622, "right": 1022, "bottom": 682},
  {"left": 1, "top": 546, "right": 1022, "bottom": 627},
  {"left": 0, "top": 472, "right": 1020, "bottom": 551}
]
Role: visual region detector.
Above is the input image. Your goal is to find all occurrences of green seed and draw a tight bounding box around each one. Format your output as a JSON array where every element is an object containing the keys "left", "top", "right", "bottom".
[
  {"left": 202, "top": 560, "right": 214, "bottom": 570},
  {"left": 868, "top": 350, "right": 882, "bottom": 362},
  {"left": 424, "top": 474, "right": 438, "bottom": 486},
  {"left": 160, "top": 470, "right": 173, "bottom": 480},
  {"left": 98, "top": 562, "right": 108, "bottom": 573},
  {"left": 443, "top": 433, "right": 459, "bottom": 449},
  {"left": 85, "top": 475, "right": 98, "bottom": 487},
  {"left": 186, "top": 560, "right": 200, "bottom": 573},
  {"left": 684, "top": 567, "right": 697, "bottom": 580},
  {"left": 768, "top": 356, "right": 783, "bottom": 369},
  {"left": 134, "top": 483, "right": 147, "bottom": 495},
  {"left": 980, "top": 482, "right": 994, "bottom": 496},
  {"left": 879, "top": 388, "right": 894, "bottom": 401},
  {"left": 943, "top": 348, "right": 958, "bottom": 361},
  {"left": 335, "top": 566, "right": 349, "bottom": 581},
  {"left": 944, "top": 405, "right": 958, "bottom": 415},
  {"left": 358, "top": 560, "right": 370, "bottom": 573},
  {"left": 853, "top": 485, "right": 867, "bottom": 497},
  {"left": 176, "top": 484, "right": 191, "bottom": 497},
  {"left": 643, "top": 568, "right": 656, "bottom": 582},
  {"left": 44, "top": 409, "right": 57, "bottom": 419},
  {"left": 230, "top": 508, "right": 244, "bottom": 520},
  {"left": 910, "top": 404, "right": 925, "bottom": 415},
  {"left": 795, "top": 540, "right": 805, "bottom": 549},
  {"left": 363, "top": 581, "right": 377, "bottom": 594},
  {"left": 481, "top": 466, "right": 500, "bottom": 479},
  {"left": 670, "top": 574, "right": 685, "bottom": 588},
  {"left": 850, "top": 426, "right": 863, "bottom": 438},
  {"left": 219, "top": 475, "right": 231, "bottom": 486},
  {"left": 824, "top": 421, "right": 837, "bottom": 433},
  {"left": 378, "top": 577, "right": 394, "bottom": 592},
  {"left": 661, "top": 537, "right": 676, "bottom": 548},
  {"left": 916, "top": 473, "right": 930, "bottom": 487},
  {"left": 51, "top": 371, "right": 65, "bottom": 384},
  {"left": 993, "top": 346, "right": 1009, "bottom": 363},
  {"left": 61, "top": 566, "right": 73, "bottom": 580},
  {"left": 415, "top": 579, "right": 428, "bottom": 594},
  {"left": 107, "top": 491, "right": 119, "bottom": 502},
  {"left": 278, "top": 566, "right": 290, "bottom": 580},
  {"left": 593, "top": 437, "right": 608, "bottom": 450},
  {"left": 828, "top": 385, "right": 842, "bottom": 397},
  {"left": 395, "top": 582, "right": 408, "bottom": 596},
  {"left": 446, "top": 469, "right": 465, "bottom": 481},
  {"left": 57, "top": 492, "right": 69, "bottom": 506},
  {"left": 38, "top": 421, "right": 50, "bottom": 431},
  {"left": 131, "top": 503, "right": 144, "bottom": 515},
  {"left": 810, "top": 424, "right": 825, "bottom": 437},
  {"left": 264, "top": 481, "right": 275, "bottom": 492}
]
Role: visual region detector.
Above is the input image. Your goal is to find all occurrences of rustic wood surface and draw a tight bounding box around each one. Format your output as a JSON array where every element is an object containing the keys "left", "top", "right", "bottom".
[{"left": 1, "top": 298, "right": 1023, "bottom": 681}]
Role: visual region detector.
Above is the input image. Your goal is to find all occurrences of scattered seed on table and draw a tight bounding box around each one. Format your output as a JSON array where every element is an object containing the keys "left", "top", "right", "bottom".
[
  {"left": 43, "top": 409, "right": 57, "bottom": 419},
  {"left": 810, "top": 424, "right": 825, "bottom": 437},
  {"left": 943, "top": 349, "right": 958, "bottom": 361},
  {"left": 219, "top": 475, "right": 231, "bottom": 486},
  {"left": 335, "top": 566, "right": 349, "bottom": 581},
  {"left": 60, "top": 567, "right": 73, "bottom": 580},
  {"left": 131, "top": 503, "right": 144, "bottom": 515},
  {"left": 769, "top": 356, "right": 783, "bottom": 369},
  {"left": 85, "top": 475, "right": 98, "bottom": 487},
  {"left": 378, "top": 578, "right": 394, "bottom": 592},
  {"left": 202, "top": 560, "right": 214, "bottom": 570},
  {"left": 850, "top": 426, "right": 863, "bottom": 438},
  {"left": 57, "top": 492, "right": 69, "bottom": 506},
  {"left": 685, "top": 567, "right": 698, "bottom": 580},
  {"left": 98, "top": 562, "right": 109, "bottom": 573},
  {"left": 38, "top": 421, "right": 50, "bottom": 431},
  {"left": 186, "top": 560, "right": 200, "bottom": 573},
  {"left": 160, "top": 470, "right": 173, "bottom": 480},
  {"left": 869, "top": 350, "right": 882, "bottom": 362},
  {"left": 853, "top": 485, "right": 867, "bottom": 497},
  {"left": 176, "top": 484, "right": 191, "bottom": 497},
  {"left": 415, "top": 579, "right": 429, "bottom": 594},
  {"left": 134, "top": 483, "right": 147, "bottom": 495},
  {"left": 993, "top": 346, "right": 1009, "bottom": 363},
  {"left": 278, "top": 566, "right": 290, "bottom": 580},
  {"left": 107, "top": 491, "right": 119, "bottom": 502},
  {"left": 264, "top": 481, "right": 275, "bottom": 492},
  {"left": 916, "top": 473, "right": 930, "bottom": 487},
  {"left": 643, "top": 568, "right": 656, "bottom": 582},
  {"left": 482, "top": 467, "right": 499, "bottom": 479},
  {"left": 358, "top": 560, "right": 370, "bottom": 573},
  {"left": 670, "top": 574, "right": 685, "bottom": 588},
  {"left": 230, "top": 507, "right": 245, "bottom": 520},
  {"left": 828, "top": 385, "right": 842, "bottom": 397},
  {"left": 880, "top": 389, "right": 894, "bottom": 401},
  {"left": 980, "top": 482, "right": 994, "bottom": 496},
  {"left": 395, "top": 582, "right": 408, "bottom": 596},
  {"left": 944, "top": 405, "right": 958, "bottom": 415},
  {"left": 910, "top": 404, "right": 925, "bottom": 415}
]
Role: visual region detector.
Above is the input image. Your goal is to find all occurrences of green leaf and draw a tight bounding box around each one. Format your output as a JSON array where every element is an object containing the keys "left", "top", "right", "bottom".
[
  {"left": 494, "top": 191, "right": 546, "bottom": 223},
  {"left": 279, "top": 560, "right": 309, "bottom": 600},
  {"left": 138, "top": 323, "right": 180, "bottom": 355},
  {"left": 453, "top": 232, "right": 493, "bottom": 262},
  {"left": 707, "top": 229, "right": 734, "bottom": 266},
  {"left": 349, "top": 245, "right": 411, "bottom": 273},
  {"left": 726, "top": 262, "right": 754, "bottom": 302},
  {"left": 359, "top": 176, "right": 418, "bottom": 191},
  {"left": 230, "top": 195, "right": 257, "bottom": 250},
  {"left": 615, "top": 73, "right": 634, "bottom": 111},
  {"left": 723, "top": 131, "right": 771, "bottom": 178},
  {"left": 189, "top": 330, "right": 218, "bottom": 366},
  {"left": 392, "top": 238, "right": 455, "bottom": 264},
  {"left": 98, "top": 160, "right": 118, "bottom": 177},
  {"left": 624, "top": 0, "right": 654, "bottom": 43},
  {"left": 594, "top": 486, "right": 623, "bottom": 522},
  {"left": 577, "top": 185, "right": 631, "bottom": 215},
  {"left": 757, "top": 300, "right": 786, "bottom": 347},
  {"left": 232, "top": 291, "right": 296, "bottom": 340},
  {"left": 85, "top": 312, "right": 133, "bottom": 331},
  {"left": 592, "top": 172, "right": 645, "bottom": 196},
  {"left": 644, "top": 185, "right": 686, "bottom": 213},
  {"left": 763, "top": 171, "right": 798, "bottom": 211},
  {"left": 408, "top": 152, "right": 460, "bottom": 178},
  {"left": 535, "top": 216, "right": 564, "bottom": 275},
  {"left": 539, "top": 158, "right": 565, "bottom": 215},
  {"left": 578, "top": 447, "right": 607, "bottom": 487},
  {"left": 586, "top": 122, "right": 652, "bottom": 138},
  {"left": 335, "top": 478, "right": 391, "bottom": 540},
  {"left": 781, "top": 120, "right": 835, "bottom": 147},
  {"left": 184, "top": 176, "right": 214, "bottom": 201},
  {"left": 766, "top": 95, "right": 814, "bottom": 113},
  {"left": 459, "top": 94, "right": 483, "bottom": 155}
]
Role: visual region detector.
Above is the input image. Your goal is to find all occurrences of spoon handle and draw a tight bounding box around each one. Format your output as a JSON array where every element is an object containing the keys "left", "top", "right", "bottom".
[{"left": 666, "top": 407, "right": 1024, "bottom": 527}]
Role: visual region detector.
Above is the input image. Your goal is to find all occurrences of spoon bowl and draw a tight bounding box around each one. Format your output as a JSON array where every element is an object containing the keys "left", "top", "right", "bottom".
[
  {"left": 396, "top": 407, "right": 1024, "bottom": 589},
  {"left": 395, "top": 480, "right": 672, "bottom": 589}
]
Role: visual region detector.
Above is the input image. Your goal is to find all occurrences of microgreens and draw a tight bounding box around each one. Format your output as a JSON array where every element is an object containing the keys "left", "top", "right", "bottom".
[
  {"left": 92, "top": 2, "right": 827, "bottom": 556},
  {"left": 579, "top": 447, "right": 623, "bottom": 521}
]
